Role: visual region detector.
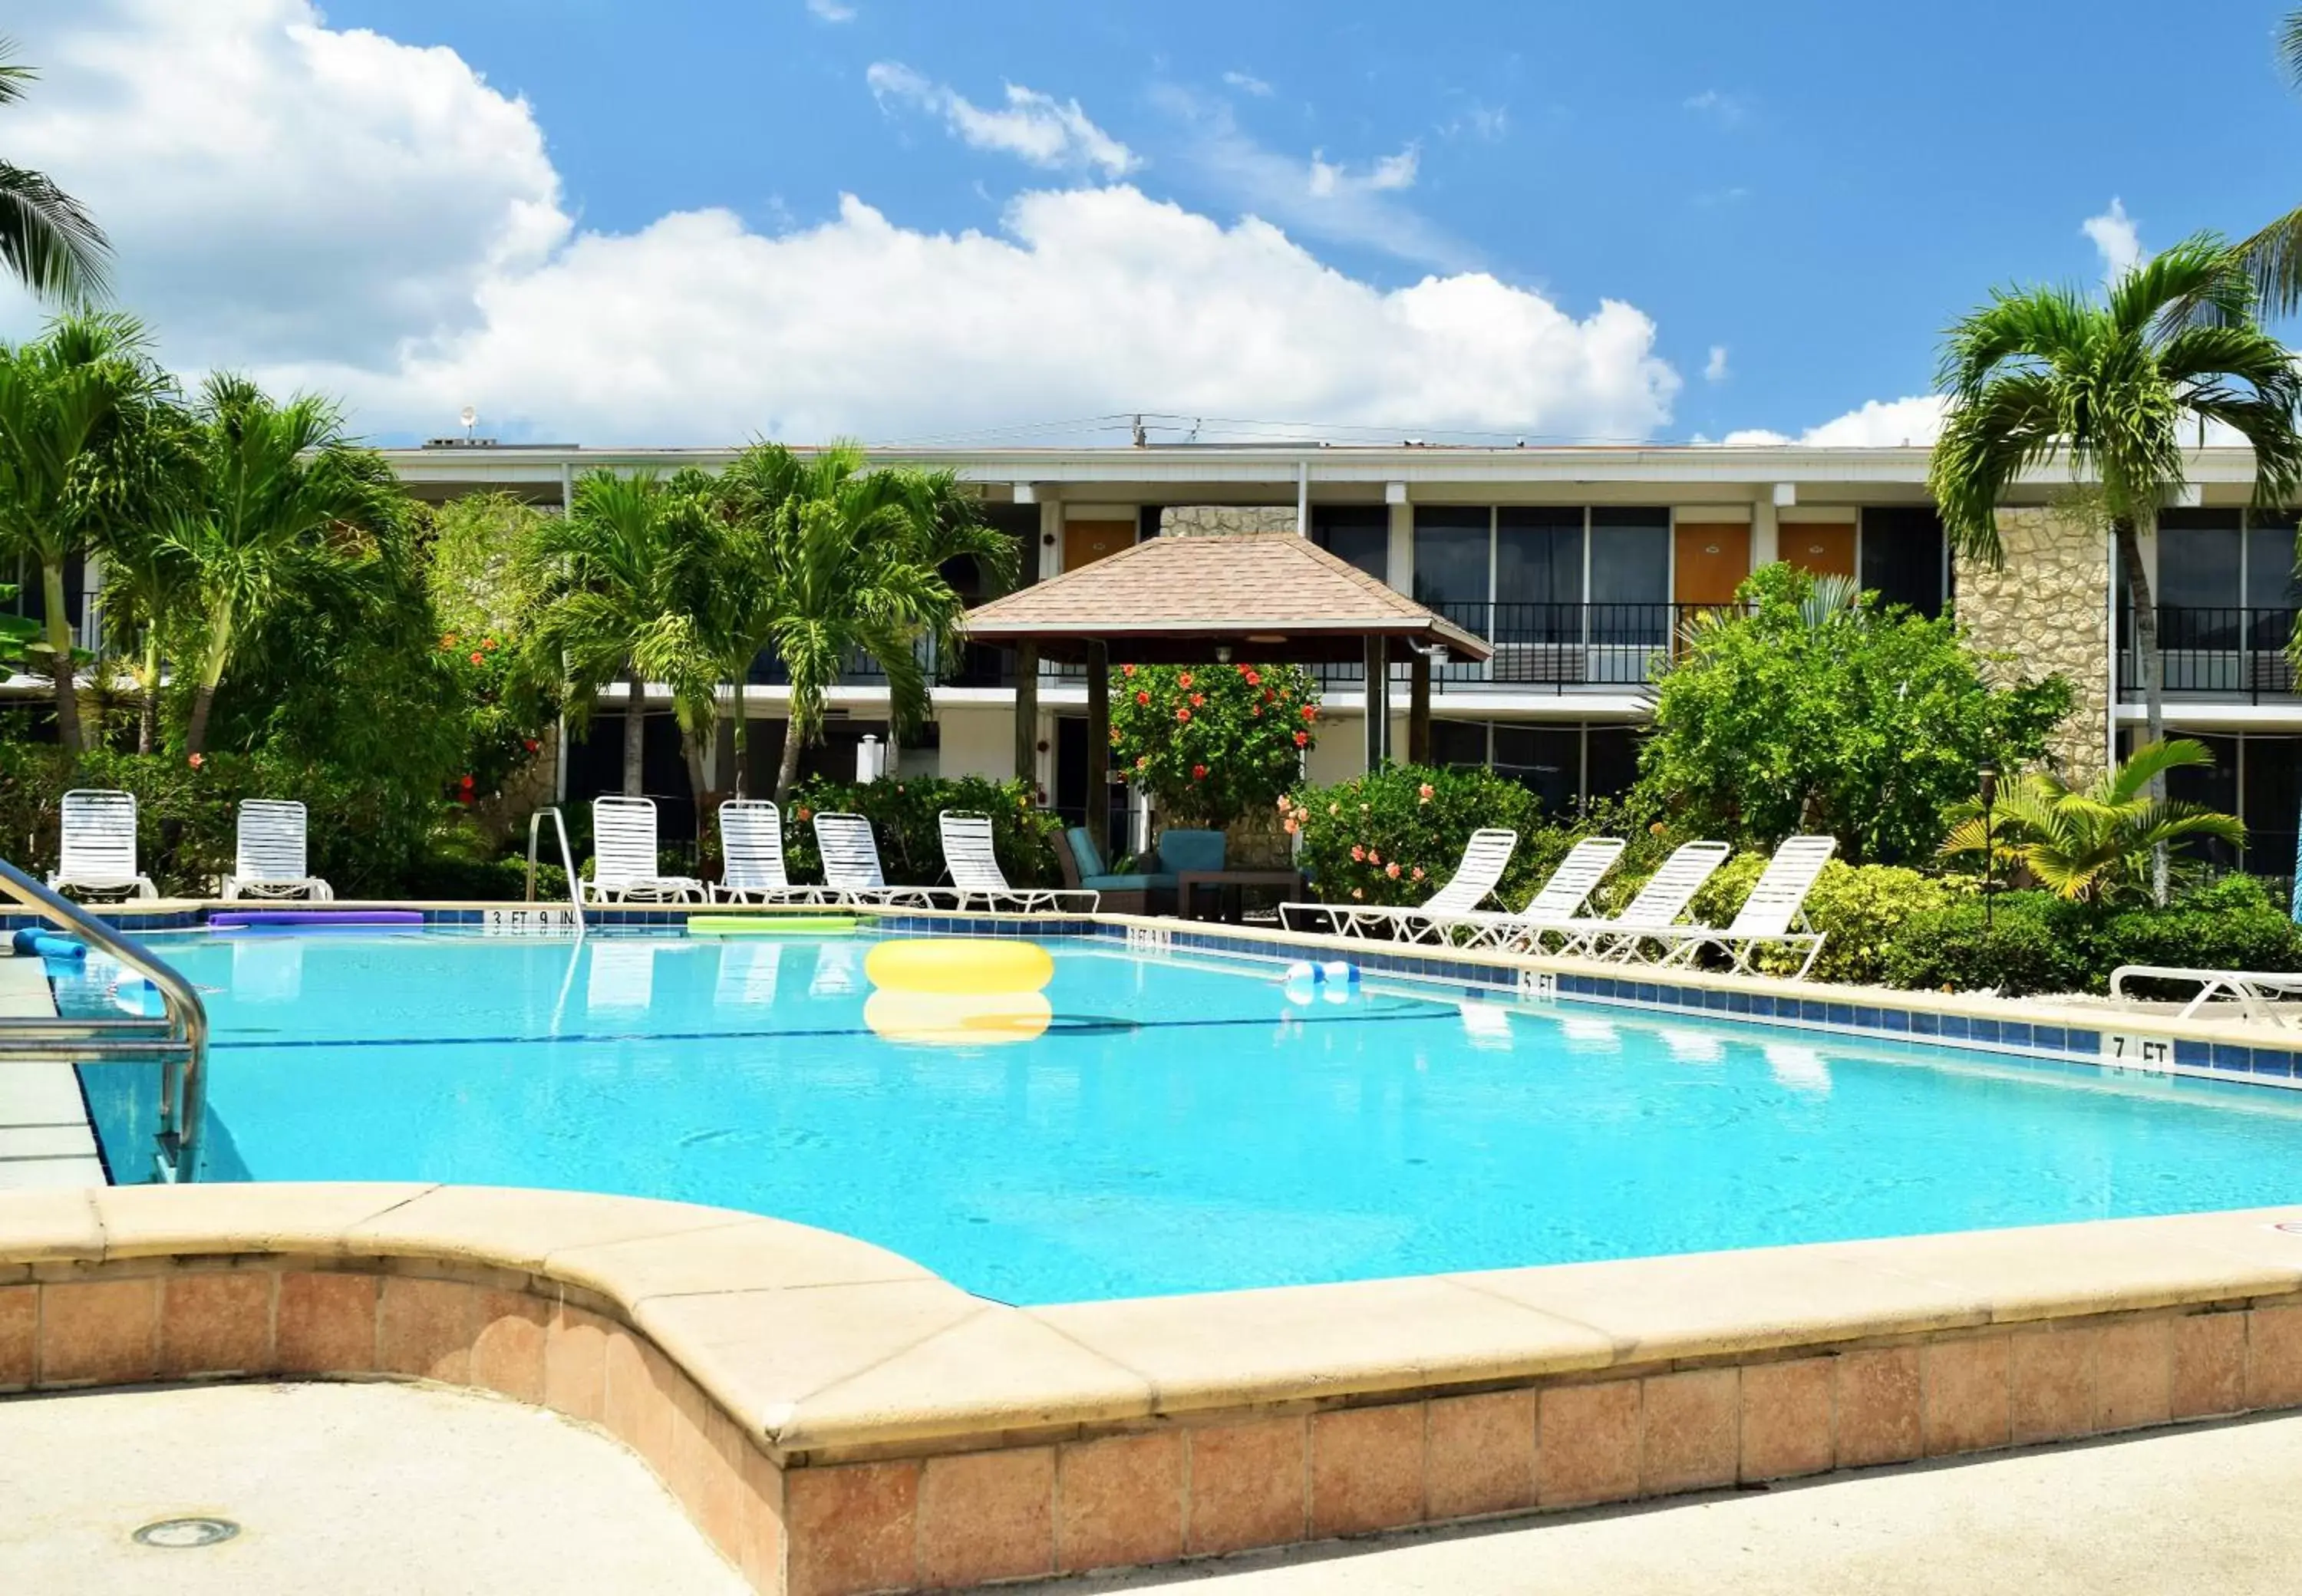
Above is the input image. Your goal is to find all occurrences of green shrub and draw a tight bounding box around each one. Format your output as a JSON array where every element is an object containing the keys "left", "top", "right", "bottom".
[
  {"left": 1686, "top": 856, "right": 1955, "bottom": 984},
  {"left": 783, "top": 775, "right": 1060, "bottom": 888},
  {"left": 0, "top": 744, "right": 447, "bottom": 897},
  {"left": 2093, "top": 904, "right": 2302, "bottom": 981},
  {"left": 1882, "top": 893, "right": 2088, "bottom": 997}
]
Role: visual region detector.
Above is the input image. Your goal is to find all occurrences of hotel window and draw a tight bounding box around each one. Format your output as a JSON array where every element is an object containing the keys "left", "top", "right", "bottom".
[
  {"left": 1858, "top": 507, "right": 1947, "bottom": 616},
  {"left": 2156, "top": 509, "right": 2244, "bottom": 650},
  {"left": 1496, "top": 507, "right": 1584, "bottom": 642},
  {"left": 1412, "top": 507, "right": 1494, "bottom": 630},
  {"left": 1310, "top": 504, "right": 1390, "bottom": 583},
  {"left": 1430, "top": 721, "right": 1643, "bottom": 813}
]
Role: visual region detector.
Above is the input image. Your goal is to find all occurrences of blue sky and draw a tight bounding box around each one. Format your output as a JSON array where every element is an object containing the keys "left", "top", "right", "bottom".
[{"left": 8, "top": 1, "right": 2302, "bottom": 445}]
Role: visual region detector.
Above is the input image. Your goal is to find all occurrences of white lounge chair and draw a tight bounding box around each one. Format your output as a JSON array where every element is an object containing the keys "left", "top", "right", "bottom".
[
  {"left": 1644, "top": 835, "right": 1839, "bottom": 978},
  {"left": 585, "top": 796, "right": 704, "bottom": 904},
  {"left": 2109, "top": 966, "right": 2302, "bottom": 1028},
  {"left": 1499, "top": 840, "right": 1734, "bottom": 958},
  {"left": 810, "top": 812, "right": 956, "bottom": 908},
  {"left": 50, "top": 789, "right": 157, "bottom": 901},
  {"left": 1447, "top": 837, "right": 1629, "bottom": 948},
  {"left": 220, "top": 800, "right": 333, "bottom": 900},
  {"left": 938, "top": 812, "right": 1099, "bottom": 912},
  {"left": 712, "top": 800, "right": 823, "bottom": 904},
  {"left": 1277, "top": 827, "right": 1519, "bottom": 938}
]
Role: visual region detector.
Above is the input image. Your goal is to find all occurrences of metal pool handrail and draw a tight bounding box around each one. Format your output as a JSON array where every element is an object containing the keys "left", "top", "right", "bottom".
[
  {"left": 0, "top": 855, "right": 209, "bottom": 1182},
  {"left": 525, "top": 806, "right": 586, "bottom": 938}
]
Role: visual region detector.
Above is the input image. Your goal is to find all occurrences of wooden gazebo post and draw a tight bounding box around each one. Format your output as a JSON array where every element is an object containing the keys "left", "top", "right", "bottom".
[
  {"left": 1407, "top": 646, "right": 1432, "bottom": 765},
  {"left": 1363, "top": 634, "right": 1390, "bottom": 772},
  {"left": 1012, "top": 641, "right": 1038, "bottom": 789},
  {"left": 1084, "top": 642, "right": 1110, "bottom": 858}
]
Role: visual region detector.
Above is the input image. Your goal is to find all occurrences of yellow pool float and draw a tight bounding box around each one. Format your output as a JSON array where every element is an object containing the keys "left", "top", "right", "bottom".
[
  {"left": 864, "top": 988, "right": 1053, "bottom": 1046},
  {"left": 864, "top": 938, "right": 1053, "bottom": 996}
]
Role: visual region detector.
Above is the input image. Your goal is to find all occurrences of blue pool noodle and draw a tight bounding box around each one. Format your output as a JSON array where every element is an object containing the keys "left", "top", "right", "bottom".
[{"left": 12, "top": 928, "right": 86, "bottom": 961}]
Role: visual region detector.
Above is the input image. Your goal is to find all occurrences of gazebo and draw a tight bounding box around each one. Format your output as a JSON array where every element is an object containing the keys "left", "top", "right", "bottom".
[{"left": 961, "top": 533, "right": 1491, "bottom": 855}]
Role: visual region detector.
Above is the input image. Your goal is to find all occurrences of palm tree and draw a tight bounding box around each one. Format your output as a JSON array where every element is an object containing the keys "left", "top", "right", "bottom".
[
  {"left": 515, "top": 470, "right": 721, "bottom": 799},
  {"left": 1930, "top": 240, "right": 2302, "bottom": 818},
  {"left": 0, "top": 313, "right": 173, "bottom": 751},
  {"left": 717, "top": 441, "right": 1014, "bottom": 799},
  {"left": 1939, "top": 739, "right": 2244, "bottom": 903},
  {"left": 168, "top": 375, "right": 404, "bottom": 754},
  {"left": 0, "top": 42, "right": 109, "bottom": 303},
  {"left": 2236, "top": 15, "right": 2302, "bottom": 314}
]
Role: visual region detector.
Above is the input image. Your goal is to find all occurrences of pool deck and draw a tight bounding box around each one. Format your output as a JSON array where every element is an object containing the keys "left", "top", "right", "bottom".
[
  {"left": 0, "top": 955, "right": 102, "bottom": 1190},
  {"left": 7, "top": 1184, "right": 2302, "bottom": 1594}
]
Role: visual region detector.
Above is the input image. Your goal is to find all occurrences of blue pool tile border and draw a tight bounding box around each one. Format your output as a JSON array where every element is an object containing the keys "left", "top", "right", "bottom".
[{"left": 1080, "top": 921, "right": 2302, "bottom": 1096}]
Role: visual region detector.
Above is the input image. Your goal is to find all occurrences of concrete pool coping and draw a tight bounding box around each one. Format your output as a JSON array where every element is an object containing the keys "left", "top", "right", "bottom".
[{"left": 7, "top": 1185, "right": 2302, "bottom": 1594}]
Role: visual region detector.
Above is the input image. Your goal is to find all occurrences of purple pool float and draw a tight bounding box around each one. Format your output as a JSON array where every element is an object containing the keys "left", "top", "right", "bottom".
[{"left": 207, "top": 910, "right": 425, "bottom": 931}]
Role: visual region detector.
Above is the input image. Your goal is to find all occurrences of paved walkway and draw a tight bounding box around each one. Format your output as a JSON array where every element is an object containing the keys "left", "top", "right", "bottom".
[
  {"left": 0, "top": 1381, "right": 747, "bottom": 1595},
  {"left": 0, "top": 954, "right": 103, "bottom": 1189},
  {"left": 1050, "top": 1413, "right": 2302, "bottom": 1596}
]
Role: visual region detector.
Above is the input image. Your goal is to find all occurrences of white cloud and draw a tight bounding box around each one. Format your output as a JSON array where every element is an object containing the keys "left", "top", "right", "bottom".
[
  {"left": 1153, "top": 86, "right": 1464, "bottom": 266},
  {"left": 806, "top": 0, "right": 856, "bottom": 19},
  {"left": 866, "top": 62, "right": 1138, "bottom": 177},
  {"left": 1222, "top": 71, "right": 1273, "bottom": 97},
  {"left": 0, "top": 0, "right": 566, "bottom": 370},
  {"left": 1683, "top": 89, "right": 1748, "bottom": 128},
  {"left": 4, "top": 2, "right": 1684, "bottom": 447},
  {"left": 1719, "top": 395, "right": 1947, "bottom": 448},
  {"left": 1443, "top": 101, "right": 1509, "bottom": 142},
  {"left": 1309, "top": 143, "right": 1418, "bottom": 197},
  {"left": 2083, "top": 197, "right": 2142, "bottom": 282},
  {"left": 1703, "top": 345, "right": 1729, "bottom": 384}
]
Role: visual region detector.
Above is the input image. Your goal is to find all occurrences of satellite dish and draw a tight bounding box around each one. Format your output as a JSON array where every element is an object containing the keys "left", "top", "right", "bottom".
[{"left": 459, "top": 406, "right": 477, "bottom": 427}]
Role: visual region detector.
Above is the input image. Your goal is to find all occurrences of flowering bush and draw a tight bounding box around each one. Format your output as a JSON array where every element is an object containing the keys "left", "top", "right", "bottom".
[
  {"left": 437, "top": 628, "right": 547, "bottom": 803},
  {"left": 781, "top": 775, "right": 1062, "bottom": 887},
  {"left": 1283, "top": 763, "right": 1550, "bottom": 908},
  {"left": 1109, "top": 663, "right": 1319, "bottom": 829}
]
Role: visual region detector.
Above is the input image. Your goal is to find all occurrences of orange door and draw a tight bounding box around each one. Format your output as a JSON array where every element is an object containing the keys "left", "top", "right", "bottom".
[
  {"left": 1672, "top": 523, "right": 1752, "bottom": 606},
  {"left": 1782, "top": 523, "right": 1856, "bottom": 579},
  {"left": 1063, "top": 519, "right": 1134, "bottom": 572}
]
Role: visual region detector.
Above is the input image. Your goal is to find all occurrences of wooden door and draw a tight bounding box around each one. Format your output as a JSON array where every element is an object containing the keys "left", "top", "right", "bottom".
[
  {"left": 1783, "top": 523, "right": 1857, "bottom": 579},
  {"left": 1673, "top": 523, "right": 1752, "bottom": 606},
  {"left": 1063, "top": 519, "right": 1134, "bottom": 572}
]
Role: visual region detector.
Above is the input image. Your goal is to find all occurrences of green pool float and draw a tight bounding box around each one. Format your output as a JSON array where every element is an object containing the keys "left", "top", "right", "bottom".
[{"left": 685, "top": 915, "right": 866, "bottom": 938}]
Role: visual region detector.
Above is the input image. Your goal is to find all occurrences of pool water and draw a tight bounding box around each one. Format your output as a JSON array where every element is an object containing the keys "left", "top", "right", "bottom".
[{"left": 63, "top": 931, "right": 2302, "bottom": 1304}]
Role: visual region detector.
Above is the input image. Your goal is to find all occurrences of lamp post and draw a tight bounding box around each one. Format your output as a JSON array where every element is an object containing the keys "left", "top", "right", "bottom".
[{"left": 1977, "top": 763, "right": 1999, "bottom": 932}]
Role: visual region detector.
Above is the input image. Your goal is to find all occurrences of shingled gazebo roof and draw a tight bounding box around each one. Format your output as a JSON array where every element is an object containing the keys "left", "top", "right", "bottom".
[{"left": 959, "top": 533, "right": 1490, "bottom": 664}]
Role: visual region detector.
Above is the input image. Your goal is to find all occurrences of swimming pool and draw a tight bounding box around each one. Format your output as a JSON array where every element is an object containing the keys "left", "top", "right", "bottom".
[{"left": 59, "top": 929, "right": 2302, "bottom": 1304}]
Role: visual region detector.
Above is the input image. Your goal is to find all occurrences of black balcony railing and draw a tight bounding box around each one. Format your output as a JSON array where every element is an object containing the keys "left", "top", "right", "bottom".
[{"left": 2118, "top": 606, "right": 2302, "bottom": 704}]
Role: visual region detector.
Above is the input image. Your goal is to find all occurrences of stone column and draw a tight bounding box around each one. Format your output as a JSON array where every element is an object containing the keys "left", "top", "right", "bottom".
[{"left": 1953, "top": 505, "right": 2109, "bottom": 782}]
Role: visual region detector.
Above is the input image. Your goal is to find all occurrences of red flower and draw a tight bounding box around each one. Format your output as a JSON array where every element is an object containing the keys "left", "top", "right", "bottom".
[
  {"left": 1135, "top": 755, "right": 1149, "bottom": 770},
  {"left": 796, "top": 806, "right": 812, "bottom": 820},
  {"left": 1368, "top": 849, "right": 1382, "bottom": 866},
  {"left": 186, "top": 752, "right": 204, "bottom": 770},
  {"left": 1293, "top": 730, "right": 1308, "bottom": 747},
  {"left": 1300, "top": 704, "right": 1318, "bottom": 721},
  {"left": 1412, "top": 866, "right": 1426, "bottom": 881},
  {"left": 1351, "top": 845, "right": 1366, "bottom": 862},
  {"left": 1122, "top": 663, "right": 1137, "bottom": 678},
  {"left": 1418, "top": 782, "right": 1435, "bottom": 804},
  {"left": 1177, "top": 671, "right": 1194, "bottom": 689},
  {"left": 1135, "top": 690, "right": 1151, "bottom": 706},
  {"left": 1189, "top": 693, "right": 1205, "bottom": 707},
  {"left": 1251, "top": 705, "right": 1262, "bottom": 717},
  {"left": 1243, "top": 668, "right": 1261, "bottom": 686},
  {"left": 1176, "top": 707, "right": 1191, "bottom": 722},
  {"left": 469, "top": 651, "right": 485, "bottom": 666},
  {"left": 1386, "top": 862, "right": 1402, "bottom": 879},
  {"left": 483, "top": 638, "right": 497, "bottom": 650},
  {"left": 460, "top": 773, "right": 476, "bottom": 790},
  {"left": 523, "top": 738, "right": 540, "bottom": 753},
  {"left": 1262, "top": 688, "right": 1276, "bottom": 703},
  {"left": 1191, "top": 763, "right": 1209, "bottom": 780}
]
